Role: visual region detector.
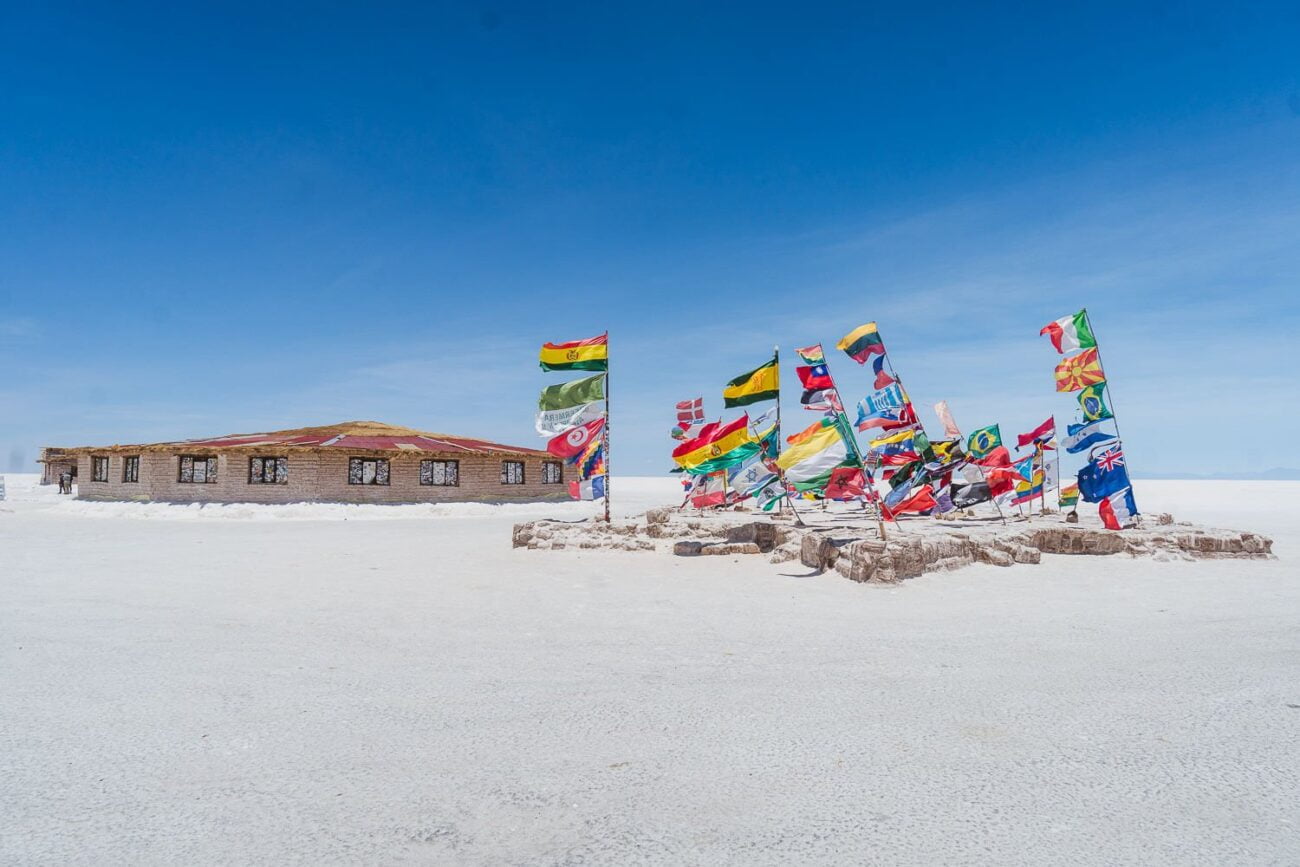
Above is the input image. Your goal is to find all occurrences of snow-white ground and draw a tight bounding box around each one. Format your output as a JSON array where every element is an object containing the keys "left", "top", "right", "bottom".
[{"left": 1, "top": 473, "right": 1297, "bottom": 865}]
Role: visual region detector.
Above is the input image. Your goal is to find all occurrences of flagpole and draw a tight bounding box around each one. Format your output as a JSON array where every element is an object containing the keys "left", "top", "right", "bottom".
[
  {"left": 772, "top": 345, "right": 806, "bottom": 525},
  {"left": 819, "top": 351, "right": 885, "bottom": 538},
  {"left": 603, "top": 331, "right": 611, "bottom": 523},
  {"left": 1080, "top": 308, "right": 1130, "bottom": 472}
]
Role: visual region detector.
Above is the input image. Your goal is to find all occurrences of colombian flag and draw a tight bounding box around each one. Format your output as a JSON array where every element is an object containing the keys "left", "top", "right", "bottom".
[
  {"left": 672, "top": 415, "right": 760, "bottom": 475},
  {"left": 1054, "top": 348, "right": 1105, "bottom": 392},
  {"left": 540, "top": 333, "right": 608, "bottom": 372}
]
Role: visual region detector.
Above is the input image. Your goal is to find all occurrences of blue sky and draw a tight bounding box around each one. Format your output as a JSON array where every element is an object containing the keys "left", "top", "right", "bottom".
[{"left": 2, "top": 2, "right": 1299, "bottom": 477}]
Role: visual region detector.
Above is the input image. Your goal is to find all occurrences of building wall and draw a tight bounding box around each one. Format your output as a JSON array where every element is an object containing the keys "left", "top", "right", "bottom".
[{"left": 74, "top": 451, "right": 570, "bottom": 504}]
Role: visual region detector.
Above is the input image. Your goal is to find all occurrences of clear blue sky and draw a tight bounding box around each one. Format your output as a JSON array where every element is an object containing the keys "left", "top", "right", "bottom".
[{"left": 3, "top": 2, "right": 1298, "bottom": 477}]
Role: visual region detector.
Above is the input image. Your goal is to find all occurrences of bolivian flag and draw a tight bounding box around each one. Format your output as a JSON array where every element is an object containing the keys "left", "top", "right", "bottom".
[
  {"left": 836, "top": 322, "right": 885, "bottom": 364},
  {"left": 672, "top": 415, "right": 760, "bottom": 475},
  {"left": 722, "top": 356, "right": 779, "bottom": 408},
  {"left": 540, "top": 333, "right": 608, "bottom": 372}
]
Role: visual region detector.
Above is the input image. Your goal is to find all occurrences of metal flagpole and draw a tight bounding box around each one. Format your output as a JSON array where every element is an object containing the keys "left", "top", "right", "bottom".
[
  {"left": 819, "top": 350, "right": 885, "bottom": 538},
  {"left": 602, "top": 331, "right": 611, "bottom": 523},
  {"left": 1079, "top": 309, "right": 1135, "bottom": 517},
  {"left": 772, "top": 346, "right": 806, "bottom": 524}
]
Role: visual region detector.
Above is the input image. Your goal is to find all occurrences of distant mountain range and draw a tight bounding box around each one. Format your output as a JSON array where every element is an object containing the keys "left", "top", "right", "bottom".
[{"left": 1133, "top": 468, "right": 1300, "bottom": 481}]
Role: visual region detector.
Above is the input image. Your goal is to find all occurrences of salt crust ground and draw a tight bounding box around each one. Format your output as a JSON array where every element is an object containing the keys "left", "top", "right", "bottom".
[{"left": 1, "top": 474, "right": 1297, "bottom": 865}]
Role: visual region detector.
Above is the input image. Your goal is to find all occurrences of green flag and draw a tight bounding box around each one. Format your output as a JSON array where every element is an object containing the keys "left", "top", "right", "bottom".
[
  {"left": 539, "top": 373, "right": 606, "bottom": 411},
  {"left": 966, "top": 424, "right": 1002, "bottom": 458},
  {"left": 1078, "top": 381, "right": 1113, "bottom": 422}
]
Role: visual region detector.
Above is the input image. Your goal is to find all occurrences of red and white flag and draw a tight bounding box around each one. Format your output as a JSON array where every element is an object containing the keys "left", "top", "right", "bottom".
[
  {"left": 676, "top": 397, "right": 705, "bottom": 432},
  {"left": 547, "top": 418, "right": 605, "bottom": 459}
]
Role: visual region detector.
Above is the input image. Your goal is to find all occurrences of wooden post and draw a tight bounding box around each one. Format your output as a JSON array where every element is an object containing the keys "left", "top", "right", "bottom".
[{"left": 603, "top": 331, "right": 611, "bottom": 523}]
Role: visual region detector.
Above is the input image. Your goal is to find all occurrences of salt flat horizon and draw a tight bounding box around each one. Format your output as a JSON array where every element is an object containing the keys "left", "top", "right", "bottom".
[{"left": 2, "top": 474, "right": 1296, "bottom": 864}]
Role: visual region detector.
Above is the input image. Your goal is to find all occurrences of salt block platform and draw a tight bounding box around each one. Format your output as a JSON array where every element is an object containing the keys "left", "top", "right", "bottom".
[{"left": 512, "top": 506, "right": 1275, "bottom": 584}]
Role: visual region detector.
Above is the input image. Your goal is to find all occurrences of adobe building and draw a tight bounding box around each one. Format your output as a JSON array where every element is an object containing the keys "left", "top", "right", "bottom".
[
  {"left": 55, "top": 421, "right": 568, "bottom": 504},
  {"left": 37, "top": 448, "right": 78, "bottom": 486}
]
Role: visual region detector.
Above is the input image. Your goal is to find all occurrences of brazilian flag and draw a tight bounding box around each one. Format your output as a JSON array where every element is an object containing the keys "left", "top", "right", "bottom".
[
  {"left": 1078, "top": 381, "right": 1113, "bottom": 422},
  {"left": 967, "top": 424, "right": 1002, "bottom": 459}
]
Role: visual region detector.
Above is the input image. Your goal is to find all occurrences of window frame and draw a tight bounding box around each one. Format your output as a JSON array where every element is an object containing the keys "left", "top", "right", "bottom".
[
  {"left": 248, "top": 456, "right": 289, "bottom": 485},
  {"left": 501, "top": 460, "right": 526, "bottom": 485},
  {"left": 541, "top": 460, "right": 563, "bottom": 485},
  {"left": 348, "top": 457, "right": 391, "bottom": 486},
  {"left": 419, "top": 459, "right": 460, "bottom": 487},
  {"left": 178, "top": 455, "right": 219, "bottom": 484},
  {"left": 122, "top": 455, "right": 140, "bottom": 484},
  {"left": 91, "top": 455, "right": 110, "bottom": 483}
]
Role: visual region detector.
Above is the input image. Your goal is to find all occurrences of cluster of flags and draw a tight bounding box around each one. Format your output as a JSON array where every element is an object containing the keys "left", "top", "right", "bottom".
[
  {"left": 671, "top": 350, "right": 787, "bottom": 511},
  {"left": 1039, "top": 309, "right": 1136, "bottom": 529},
  {"left": 544, "top": 310, "right": 1136, "bottom": 533},
  {"left": 537, "top": 334, "right": 609, "bottom": 509}
]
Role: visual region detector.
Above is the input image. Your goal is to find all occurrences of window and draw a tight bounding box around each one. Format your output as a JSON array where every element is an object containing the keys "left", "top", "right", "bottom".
[
  {"left": 122, "top": 456, "right": 140, "bottom": 483},
  {"left": 91, "top": 456, "right": 109, "bottom": 483},
  {"left": 348, "top": 457, "right": 390, "bottom": 486},
  {"left": 179, "top": 455, "right": 218, "bottom": 484},
  {"left": 249, "top": 456, "right": 288, "bottom": 485},
  {"left": 419, "top": 459, "right": 459, "bottom": 486},
  {"left": 501, "top": 460, "right": 525, "bottom": 485},
  {"left": 541, "top": 461, "right": 563, "bottom": 484}
]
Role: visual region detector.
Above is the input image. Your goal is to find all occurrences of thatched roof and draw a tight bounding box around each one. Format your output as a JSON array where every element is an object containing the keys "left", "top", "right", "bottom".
[{"left": 58, "top": 421, "right": 551, "bottom": 457}]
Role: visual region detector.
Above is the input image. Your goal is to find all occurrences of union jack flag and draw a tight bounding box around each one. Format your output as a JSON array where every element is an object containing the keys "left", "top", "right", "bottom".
[{"left": 1096, "top": 446, "right": 1125, "bottom": 472}]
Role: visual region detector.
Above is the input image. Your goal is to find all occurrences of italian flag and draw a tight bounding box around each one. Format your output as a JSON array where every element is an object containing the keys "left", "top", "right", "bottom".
[{"left": 1039, "top": 311, "right": 1096, "bottom": 355}]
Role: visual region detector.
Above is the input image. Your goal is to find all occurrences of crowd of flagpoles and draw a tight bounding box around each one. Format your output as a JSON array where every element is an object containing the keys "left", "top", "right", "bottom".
[{"left": 535, "top": 309, "right": 1138, "bottom": 532}]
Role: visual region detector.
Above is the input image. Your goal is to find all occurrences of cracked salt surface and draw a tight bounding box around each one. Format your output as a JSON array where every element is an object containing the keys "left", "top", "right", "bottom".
[{"left": 1, "top": 474, "right": 1297, "bottom": 865}]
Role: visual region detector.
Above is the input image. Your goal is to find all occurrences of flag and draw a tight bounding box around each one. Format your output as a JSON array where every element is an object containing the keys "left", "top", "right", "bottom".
[
  {"left": 871, "top": 353, "right": 895, "bottom": 388},
  {"left": 753, "top": 478, "right": 787, "bottom": 511},
  {"left": 1039, "top": 310, "right": 1097, "bottom": 355},
  {"left": 676, "top": 397, "right": 705, "bottom": 431},
  {"left": 727, "top": 452, "right": 778, "bottom": 498},
  {"left": 933, "top": 401, "right": 962, "bottom": 439},
  {"left": 867, "top": 429, "right": 923, "bottom": 466},
  {"left": 1059, "top": 483, "right": 1080, "bottom": 508},
  {"left": 825, "top": 467, "right": 867, "bottom": 500},
  {"left": 1078, "top": 381, "right": 1113, "bottom": 422},
  {"left": 723, "top": 357, "right": 779, "bottom": 407},
  {"left": 569, "top": 474, "right": 607, "bottom": 501},
  {"left": 1099, "top": 486, "right": 1139, "bottom": 530},
  {"left": 837, "top": 322, "right": 886, "bottom": 364},
  {"left": 540, "top": 333, "right": 608, "bottom": 372},
  {"left": 749, "top": 406, "right": 778, "bottom": 436},
  {"left": 855, "top": 384, "right": 907, "bottom": 429},
  {"left": 1054, "top": 348, "right": 1105, "bottom": 392},
  {"left": 1062, "top": 419, "right": 1116, "bottom": 454},
  {"left": 688, "top": 472, "right": 727, "bottom": 509},
  {"left": 803, "top": 388, "right": 843, "bottom": 413},
  {"left": 574, "top": 437, "right": 606, "bottom": 479},
  {"left": 671, "top": 415, "right": 760, "bottom": 475},
  {"left": 1011, "top": 454, "right": 1035, "bottom": 484},
  {"left": 536, "top": 401, "right": 604, "bottom": 436},
  {"left": 546, "top": 418, "right": 606, "bottom": 459},
  {"left": 972, "top": 446, "right": 1017, "bottom": 497},
  {"left": 1076, "top": 447, "right": 1130, "bottom": 503},
  {"left": 777, "top": 418, "right": 853, "bottom": 485},
  {"left": 952, "top": 481, "right": 992, "bottom": 509},
  {"left": 882, "top": 485, "right": 937, "bottom": 520},
  {"left": 1016, "top": 417, "right": 1055, "bottom": 450},
  {"left": 539, "top": 373, "right": 605, "bottom": 411},
  {"left": 966, "top": 424, "right": 1002, "bottom": 459},
  {"left": 796, "top": 364, "right": 834, "bottom": 393},
  {"left": 795, "top": 344, "right": 825, "bottom": 365}
]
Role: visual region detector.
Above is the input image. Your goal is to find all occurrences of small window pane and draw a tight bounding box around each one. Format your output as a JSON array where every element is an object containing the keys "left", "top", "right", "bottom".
[
  {"left": 179, "top": 456, "right": 194, "bottom": 483},
  {"left": 193, "top": 460, "right": 207, "bottom": 484},
  {"left": 250, "top": 458, "right": 264, "bottom": 482},
  {"left": 349, "top": 458, "right": 363, "bottom": 484},
  {"left": 275, "top": 458, "right": 288, "bottom": 483},
  {"left": 375, "top": 460, "right": 389, "bottom": 485},
  {"left": 206, "top": 458, "right": 218, "bottom": 483}
]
